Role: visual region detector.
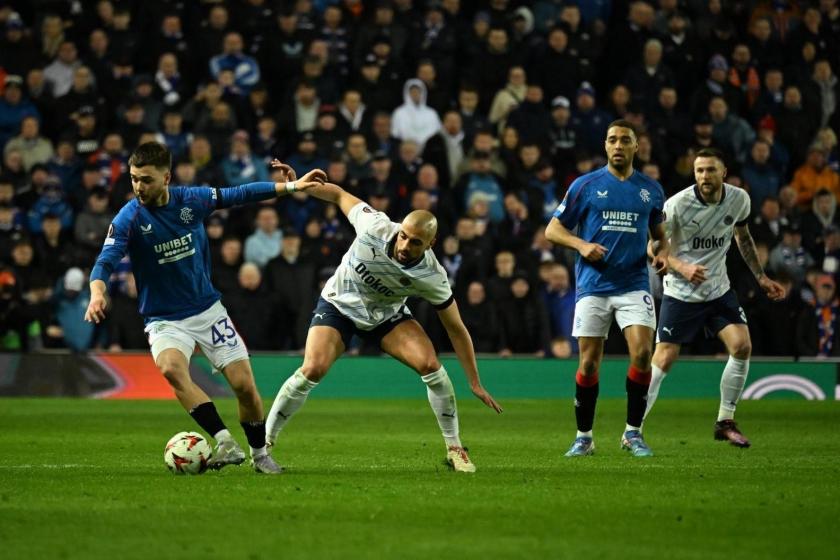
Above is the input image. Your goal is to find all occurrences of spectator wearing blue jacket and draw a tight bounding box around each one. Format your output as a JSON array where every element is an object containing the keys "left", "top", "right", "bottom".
[
  {"left": 209, "top": 32, "right": 260, "bottom": 94},
  {"left": 541, "top": 261, "right": 577, "bottom": 354},
  {"left": 743, "top": 139, "right": 783, "bottom": 208},
  {"left": 222, "top": 131, "right": 269, "bottom": 186},
  {"left": 455, "top": 151, "right": 506, "bottom": 223},
  {"left": 47, "top": 267, "right": 95, "bottom": 352}
]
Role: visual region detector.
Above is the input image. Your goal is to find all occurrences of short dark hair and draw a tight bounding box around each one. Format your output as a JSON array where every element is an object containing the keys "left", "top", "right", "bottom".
[
  {"left": 694, "top": 147, "right": 726, "bottom": 164},
  {"left": 606, "top": 119, "right": 637, "bottom": 137},
  {"left": 128, "top": 142, "right": 171, "bottom": 170}
]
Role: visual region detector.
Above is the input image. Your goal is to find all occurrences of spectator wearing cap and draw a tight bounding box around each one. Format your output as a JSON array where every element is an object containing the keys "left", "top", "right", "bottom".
[
  {"left": 43, "top": 40, "right": 82, "bottom": 98},
  {"left": 0, "top": 75, "right": 40, "bottom": 152},
  {"left": 70, "top": 105, "right": 101, "bottom": 159},
  {"left": 801, "top": 189, "right": 840, "bottom": 258},
  {"left": 353, "top": 53, "right": 400, "bottom": 115},
  {"left": 775, "top": 85, "right": 820, "bottom": 169},
  {"left": 391, "top": 79, "right": 441, "bottom": 151},
  {"left": 209, "top": 32, "right": 260, "bottom": 93},
  {"left": 708, "top": 96, "right": 755, "bottom": 165},
  {"left": 570, "top": 81, "right": 612, "bottom": 157},
  {"left": 422, "top": 110, "right": 465, "bottom": 189},
  {"left": 46, "top": 267, "right": 94, "bottom": 352},
  {"left": 0, "top": 13, "right": 39, "bottom": 78},
  {"left": 689, "top": 53, "right": 744, "bottom": 120},
  {"left": 287, "top": 131, "right": 328, "bottom": 178},
  {"left": 531, "top": 27, "right": 580, "bottom": 104},
  {"left": 769, "top": 224, "right": 816, "bottom": 286},
  {"left": 3, "top": 116, "right": 53, "bottom": 172},
  {"left": 742, "top": 139, "right": 783, "bottom": 209},
  {"left": 547, "top": 95, "right": 577, "bottom": 178},
  {"left": 796, "top": 273, "right": 840, "bottom": 357},
  {"left": 26, "top": 176, "right": 74, "bottom": 234},
  {"left": 222, "top": 131, "right": 270, "bottom": 186},
  {"left": 790, "top": 142, "right": 840, "bottom": 208}
]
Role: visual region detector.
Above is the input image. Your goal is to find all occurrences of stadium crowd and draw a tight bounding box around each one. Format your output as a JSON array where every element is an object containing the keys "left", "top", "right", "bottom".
[{"left": 0, "top": 0, "right": 839, "bottom": 357}]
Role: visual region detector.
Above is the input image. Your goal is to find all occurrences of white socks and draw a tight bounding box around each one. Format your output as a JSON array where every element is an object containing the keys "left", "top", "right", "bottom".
[
  {"left": 422, "top": 367, "right": 462, "bottom": 448},
  {"left": 213, "top": 428, "right": 232, "bottom": 443},
  {"left": 266, "top": 369, "right": 318, "bottom": 444},
  {"left": 718, "top": 356, "right": 749, "bottom": 422},
  {"left": 645, "top": 365, "right": 667, "bottom": 420}
]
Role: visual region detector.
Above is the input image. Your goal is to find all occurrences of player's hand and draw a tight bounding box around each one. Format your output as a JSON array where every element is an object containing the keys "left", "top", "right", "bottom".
[
  {"left": 651, "top": 254, "right": 668, "bottom": 276},
  {"left": 296, "top": 168, "right": 328, "bottom": 191},
  {"left": 471, "top": 382, "right": 503, "bottom": 413},
  {"left": 269, "top": 159, "right": 297, "bottom": 182},
  {"left": 578, "top": 242, "right": 607, "bottom": 262},
  {"left": 679, "top": 262, "right": 707, "bottom": 285},
  {"left": 84, "top": 292, "right": 108, "bottom": 324},
  {"left": 759, "top": 275, "right": 786, "bottom": 301}
]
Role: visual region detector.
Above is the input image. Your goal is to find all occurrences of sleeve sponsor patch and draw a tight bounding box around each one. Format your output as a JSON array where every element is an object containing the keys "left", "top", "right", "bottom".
[{"left": 103, "top": 223, "right": 116, "bottom": 245}]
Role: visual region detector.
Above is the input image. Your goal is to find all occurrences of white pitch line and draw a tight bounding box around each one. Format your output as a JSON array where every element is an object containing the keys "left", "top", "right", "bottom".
[{"left": 0, "top": 464, "right": 104, "bottom": 469}]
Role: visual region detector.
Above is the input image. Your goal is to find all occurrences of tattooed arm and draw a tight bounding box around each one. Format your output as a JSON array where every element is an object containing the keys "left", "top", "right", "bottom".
[{"left": 734, "top": 224, "right": 786, "bottom": 301}]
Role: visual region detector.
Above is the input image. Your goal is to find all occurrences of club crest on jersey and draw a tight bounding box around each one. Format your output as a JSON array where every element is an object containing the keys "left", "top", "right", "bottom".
[
  {"left": 640, "top": 188, "right": 651, "bottom": 203},
  {"left": 724, "top": 215, "right": 734, "bottom": 225},
  {"left": 180, "top": 207, "right": 194, "bottom": 224}
]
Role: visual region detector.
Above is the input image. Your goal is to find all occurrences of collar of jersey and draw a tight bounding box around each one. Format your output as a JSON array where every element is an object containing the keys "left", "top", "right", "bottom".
[{"left": 693, "top": 183, "right": 726, "bottom": 206}]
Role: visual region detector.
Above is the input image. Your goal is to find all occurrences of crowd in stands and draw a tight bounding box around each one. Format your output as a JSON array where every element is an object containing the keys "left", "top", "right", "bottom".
[{"left": 1, "top": 0, "right": 839, "bottom": 358}]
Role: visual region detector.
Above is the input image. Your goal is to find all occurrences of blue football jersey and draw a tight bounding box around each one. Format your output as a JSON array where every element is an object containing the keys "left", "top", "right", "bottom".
[
  {"left": 91, "top": 182, "right": 276, "bottom": 323},
  {"left": 553, "top": 166, "right": 665, "bottom": 300}
]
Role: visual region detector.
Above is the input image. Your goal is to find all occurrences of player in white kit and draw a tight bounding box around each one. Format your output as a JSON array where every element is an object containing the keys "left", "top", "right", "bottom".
[
  {"left": 264, "top": 161, "right": 502, "bottom": 472},
  {"left": 644, "top": 148, "right": 786, "bottom": 447}
]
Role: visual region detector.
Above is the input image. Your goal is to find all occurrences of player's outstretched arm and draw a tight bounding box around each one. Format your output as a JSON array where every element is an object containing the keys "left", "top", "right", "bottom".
[
  {"left": 734, "top": 224, "right": 786, "bottom": 301},
  {"left": 649, "top": 222, "right": 671, "bottom": 275},
  {"left": 545, "top": 217, "right": 606, "bottom": 261},
  {"left": 84, "top": 279, "right": 109, "bottom": 324},
  {"left": 437, "top": 300, "right": 503, "bottom": 413}
]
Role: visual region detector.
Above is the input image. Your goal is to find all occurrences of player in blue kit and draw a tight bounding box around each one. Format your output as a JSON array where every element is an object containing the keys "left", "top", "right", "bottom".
[
  {"left": 84, "top": 142, "right": 326, "bottom": 474},
  {"left": 546, "top": 120, "right": 670, "bottom": 457}
]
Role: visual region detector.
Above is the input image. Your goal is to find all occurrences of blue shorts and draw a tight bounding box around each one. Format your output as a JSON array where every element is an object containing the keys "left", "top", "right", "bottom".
[
  {"left": 309, "top": 297, "right": 413, "bottom": 349},
  {"left": 657, "top": 289, "right": 746, "bottom": 344}
]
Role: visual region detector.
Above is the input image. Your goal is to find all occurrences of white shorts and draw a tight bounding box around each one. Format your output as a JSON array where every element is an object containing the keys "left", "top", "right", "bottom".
[
  {"left": 572, "top": 290, "right": 657, "bottom": 339},
  {"left": 144, "top": 301, "right": 249, "bottom": 370}
]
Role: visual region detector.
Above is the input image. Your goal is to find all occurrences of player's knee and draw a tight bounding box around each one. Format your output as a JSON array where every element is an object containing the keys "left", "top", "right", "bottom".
[
  {"left": 731, "top": 340, "right": 751, "bottom": 360},
  {"left": 579, "top": 359, "right": 599, "bottom": 376},
  {"left": 300, "top": 361, "right": 329, "bottom": 382},
  {"left": 631, "top": 347, "right": 653, "bottom": 369},
  {"left": 415, "top": 358, "right": 441, "bottom": 375},
  {"left": 159, "top": 362, "right": 188, "bottom": 389}
]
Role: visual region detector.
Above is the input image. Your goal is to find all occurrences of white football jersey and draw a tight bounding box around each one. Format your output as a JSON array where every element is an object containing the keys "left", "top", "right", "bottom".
[
  {"left": 662, "top": 183, "right": 750, "bottom": 302},
  {"left": 321, "top": 203, "right": 454, "bottom": 329}
]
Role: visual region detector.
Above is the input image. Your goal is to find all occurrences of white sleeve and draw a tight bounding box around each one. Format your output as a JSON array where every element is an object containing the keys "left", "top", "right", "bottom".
[
  {"left": 737, "top": 191, "right": 751, "bottom": 223},
  {"left": 347, "top": 202, "right": 391, "bottom": 236},
  {"left": 418, "top": 257, "right": 455, "bottom": 308},
  {"left": 663, "top": 196, "right": 678, "bottom": 239}
]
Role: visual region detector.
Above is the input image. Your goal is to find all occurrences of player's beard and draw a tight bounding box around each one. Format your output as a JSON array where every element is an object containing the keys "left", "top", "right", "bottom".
[{"left": 610, "top": 154, "right": 631, "bottom": 173}]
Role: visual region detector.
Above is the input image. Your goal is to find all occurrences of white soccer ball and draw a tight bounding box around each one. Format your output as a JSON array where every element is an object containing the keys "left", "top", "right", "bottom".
[{"left": 164, "top": 431, "right": 212, "bottom": 475}]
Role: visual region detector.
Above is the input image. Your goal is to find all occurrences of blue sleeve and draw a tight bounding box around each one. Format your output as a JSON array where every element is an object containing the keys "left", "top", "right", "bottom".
[
  {"left": 90, "top": 212, "right": 131, "bottom": 285},
  {"left": 187, "top": 183, "right": 277, "bottom": 215},
  {"left": 553, "top": 177, "right": 586, "bottom": 229}
]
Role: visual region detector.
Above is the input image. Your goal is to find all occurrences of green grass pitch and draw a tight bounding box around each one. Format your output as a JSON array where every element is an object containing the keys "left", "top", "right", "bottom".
[{"left": 0, "top": 398, "right": 838, "bottom": 559}]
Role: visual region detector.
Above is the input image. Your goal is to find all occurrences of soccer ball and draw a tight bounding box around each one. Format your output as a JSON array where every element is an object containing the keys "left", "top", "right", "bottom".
[{"left": 164, "top": 431, "right": 212, "bottom": 475}]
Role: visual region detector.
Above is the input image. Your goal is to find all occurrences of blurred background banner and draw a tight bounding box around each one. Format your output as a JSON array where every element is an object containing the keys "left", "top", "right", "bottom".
[{"left": 0, "top": 352, "right": 836, "bottom": 400}]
